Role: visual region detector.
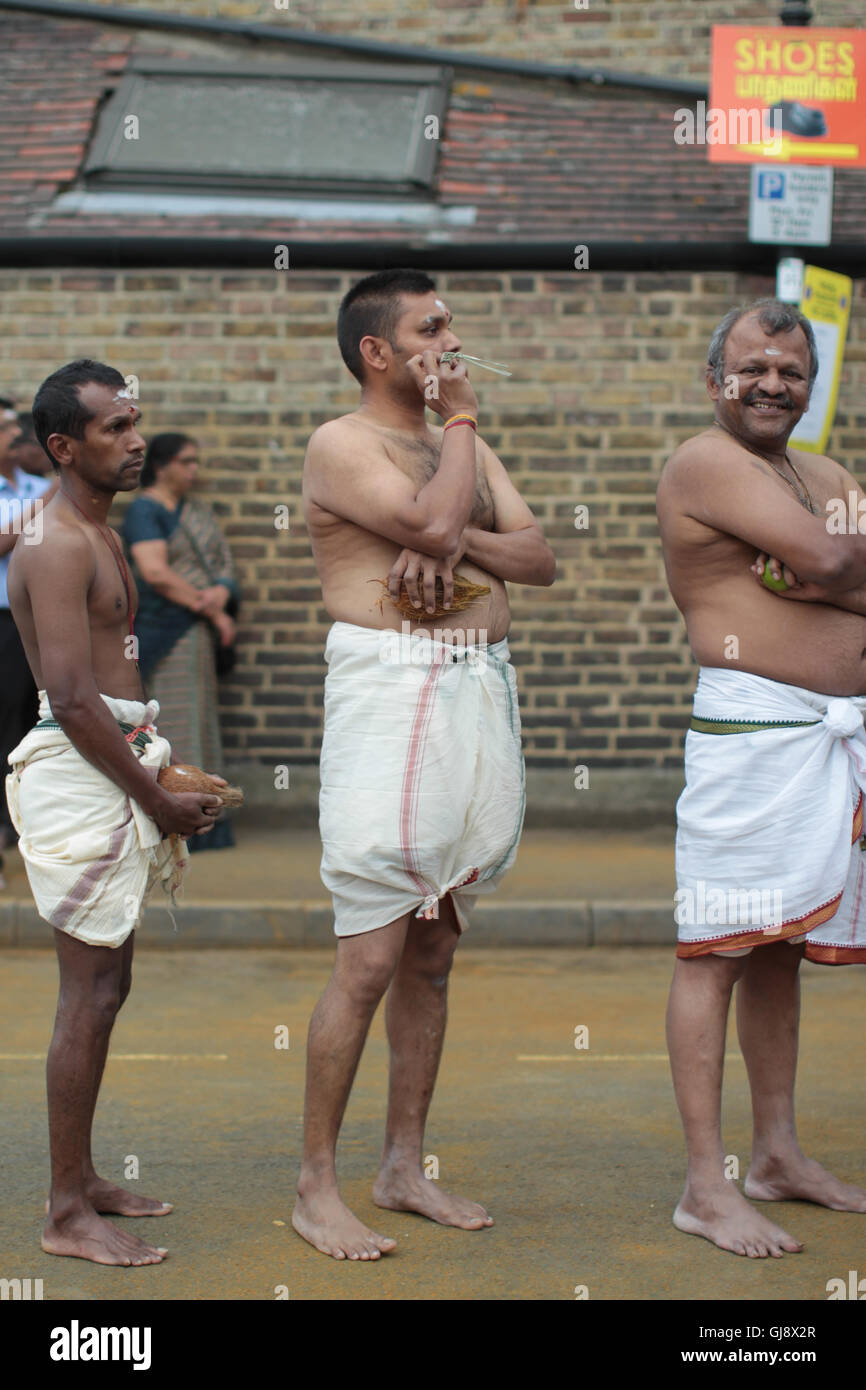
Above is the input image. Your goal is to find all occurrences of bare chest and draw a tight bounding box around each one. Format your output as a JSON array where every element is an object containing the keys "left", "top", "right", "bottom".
[
  {"left": 88, "top": 533, "right": 138, "bottom": 631},
  {"left": 385, "top": 434, "right": 495, "bottom": 531}
]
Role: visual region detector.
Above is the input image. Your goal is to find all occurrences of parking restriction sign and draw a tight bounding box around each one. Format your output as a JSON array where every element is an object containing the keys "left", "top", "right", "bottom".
[{"left": 748, "top": 164, "right": 833, "bottom": 245}]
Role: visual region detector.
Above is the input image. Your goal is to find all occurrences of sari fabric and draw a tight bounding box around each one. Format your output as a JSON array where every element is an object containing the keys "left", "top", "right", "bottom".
[
  {"left": 122, "top": 495, "right": 239, "bottom": 852},
  {"left": 122, "top": 495, "right": 239, "bottom": 679}
]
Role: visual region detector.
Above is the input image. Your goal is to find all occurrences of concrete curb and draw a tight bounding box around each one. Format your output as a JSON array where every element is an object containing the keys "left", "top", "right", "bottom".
[
  {"left": 0, "top": 898, "right": 678, "bottom": 948},
  {"left": 225, "top": 766, "right": 685, "bottom": 829}
]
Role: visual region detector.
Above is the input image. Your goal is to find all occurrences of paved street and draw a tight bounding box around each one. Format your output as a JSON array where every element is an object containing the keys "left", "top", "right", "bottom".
[{"left": 1, "top": 947, "right": 864, "bottom": 1301}]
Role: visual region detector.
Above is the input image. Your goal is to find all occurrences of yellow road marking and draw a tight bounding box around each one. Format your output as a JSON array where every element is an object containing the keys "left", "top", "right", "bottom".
[
  {"left": 517, "top": 1053, "right": 745, "bottom": 1062},
  {"left": 0, "top": 1052, "right": 228, "bottom": 1061}
]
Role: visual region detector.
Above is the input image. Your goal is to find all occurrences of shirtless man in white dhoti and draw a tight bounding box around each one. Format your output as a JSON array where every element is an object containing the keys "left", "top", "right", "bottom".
[
  {"left": 657, "top": 299, "right": 866, "bottom": 1259},
  {"left": 293, "top": 269, "right": 555, "bottom": 1260},
  {"left": 8, "top": 359, "right": 222, "bottom": 1266}
]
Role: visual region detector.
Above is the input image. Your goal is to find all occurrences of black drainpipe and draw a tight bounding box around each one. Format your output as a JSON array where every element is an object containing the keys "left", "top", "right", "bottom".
[{"left": 0, "top": 0, "right": 707, "bottom": 98}]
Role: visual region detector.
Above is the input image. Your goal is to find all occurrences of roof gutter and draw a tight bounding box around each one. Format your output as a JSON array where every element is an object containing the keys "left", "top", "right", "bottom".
[
  {"left": 1, "top": 238, "right": 863, "bottom": 276},
  {"left": 0, "top": 0, "right": 708, "bottom": 98}
]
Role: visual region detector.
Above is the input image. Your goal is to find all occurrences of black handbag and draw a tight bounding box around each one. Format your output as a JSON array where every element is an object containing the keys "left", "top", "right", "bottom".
[{"left": 215, "top": 638, "right": 237, "bottom": 677}]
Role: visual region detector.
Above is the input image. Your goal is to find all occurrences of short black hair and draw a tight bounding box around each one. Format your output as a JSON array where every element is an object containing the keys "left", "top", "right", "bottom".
[
  {"left": 337, "top": 269, "right": 437, "bottom": 383},
  {"left": 140, "top": 432, "right": 195, "bottom": 488},
  {"left": 0, "top": 396, "right": 16, "bottom": 413},
  {"left": 32, "top": 359, "right": 127, "bottom": 470}
]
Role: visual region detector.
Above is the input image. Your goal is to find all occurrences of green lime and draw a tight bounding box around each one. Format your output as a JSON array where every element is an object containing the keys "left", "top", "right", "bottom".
[{"left": 761, "top": 561, "right": 789, "bottom": 593}]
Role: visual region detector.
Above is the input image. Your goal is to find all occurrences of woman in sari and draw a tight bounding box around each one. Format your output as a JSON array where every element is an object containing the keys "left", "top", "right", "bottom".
[{"left": 122, "top": 433, "right": 240, "bottom": 852}]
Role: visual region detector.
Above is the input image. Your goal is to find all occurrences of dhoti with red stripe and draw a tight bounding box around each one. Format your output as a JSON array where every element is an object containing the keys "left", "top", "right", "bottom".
[
  {"left": 319, "top": 621, "right": 526, "bottom": 936},
  {"left": 6, "top": 692, "right": 187, "bottom": 948}
]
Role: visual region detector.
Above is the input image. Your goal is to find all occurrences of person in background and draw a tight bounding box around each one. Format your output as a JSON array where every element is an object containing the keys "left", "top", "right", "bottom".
[
  {"left": 0, "top": 398, "right": 58, "bottom": 886},
  {"left": 121, "top": 433, "right": 239, "bottom": 852},
  {"left": 9, "top": 411, "right": 54, "bottom": 478}
]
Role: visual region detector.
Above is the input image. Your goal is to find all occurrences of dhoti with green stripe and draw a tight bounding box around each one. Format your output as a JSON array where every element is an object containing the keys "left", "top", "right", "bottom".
[
  {"left": 5, "top": 692, "right": 187, "bottom": 948},
  {"left": 675, "top": 667, "right": 866, "bottom": 964}
]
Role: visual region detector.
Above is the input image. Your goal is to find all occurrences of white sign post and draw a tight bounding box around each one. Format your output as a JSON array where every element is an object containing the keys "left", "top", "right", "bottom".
[
  {"left": 748, "top": 165, "right": 834, "bottom": 246},
  {"left": 776, "top": 257, "right": 804, "bottom": 303}
]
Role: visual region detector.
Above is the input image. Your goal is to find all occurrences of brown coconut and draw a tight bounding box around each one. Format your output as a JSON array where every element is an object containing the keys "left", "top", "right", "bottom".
[
  {"left": 157, "top": 763, "right": 244, "bottom": 808},
  {"left": 371, "top": 571, "right": 491, "bottom": 623}
]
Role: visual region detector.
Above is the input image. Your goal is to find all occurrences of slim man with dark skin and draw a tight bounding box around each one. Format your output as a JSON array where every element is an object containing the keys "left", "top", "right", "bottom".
[
  {"left": 657, "top": 303, "right": 866, "bottom": 1259},
  {"left": 8, "top": 365, "right": 223, "bottom": 1266},
  {"left": 295, "top": 276, "right": 554, "bottom": 1260}
]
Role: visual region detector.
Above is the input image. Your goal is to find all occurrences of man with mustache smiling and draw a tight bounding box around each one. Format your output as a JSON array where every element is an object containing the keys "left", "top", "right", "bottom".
[{"left": 657, "top": 300, "right": 866, "bottom": 1260}]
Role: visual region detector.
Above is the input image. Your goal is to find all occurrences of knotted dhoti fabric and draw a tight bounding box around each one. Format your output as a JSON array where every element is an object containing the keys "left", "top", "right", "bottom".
[
  {"left": 676, "top": 666, "right": 866, "bottom": 964},
  {"left": 5, "top": 692, "right": 187, "bottom": 949},
  {"left": 319, "top": 621, "right": 526, "bottom": 937}
]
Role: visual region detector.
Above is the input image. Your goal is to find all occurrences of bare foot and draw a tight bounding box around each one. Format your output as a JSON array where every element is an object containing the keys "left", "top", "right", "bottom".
[
  {"left": 43, "top": 1207, "right": 168, "bottom": 1267},
  {"left": 292, "top": 1189, "right": 396, "bottom": 1261},
  {"left": 673, "top": 1183, "right": 803, "bottom": 1258},
  {"left": 746, "top": 1155, "right": 866, "bottom": 1212},
  {"left": 373, "top": 1168, "right": 493, "bottom": 1230},
  {"left": 45, "top": 1182, "right": 172, "bottom": 1219}
]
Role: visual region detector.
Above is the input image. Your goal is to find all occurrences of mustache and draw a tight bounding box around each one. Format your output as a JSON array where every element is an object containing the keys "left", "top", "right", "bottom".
[{"left": 745, "top": 395, "right": 794, "bottom": 410}]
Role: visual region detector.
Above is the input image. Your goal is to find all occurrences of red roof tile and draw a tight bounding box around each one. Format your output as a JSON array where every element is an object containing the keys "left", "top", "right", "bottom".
[{"left": 1, "top": 11, "right": 864, "bottom": 245}]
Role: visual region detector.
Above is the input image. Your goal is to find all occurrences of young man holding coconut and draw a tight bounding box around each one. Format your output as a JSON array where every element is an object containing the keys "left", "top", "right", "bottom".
[
  {"left": 657, "top": 299, "right": 866, "bottom": 1261},
  {"left": 7, "top": 359, "right": 223, "bottom": 1266},
  {"left": 295, "top": 270, "right": 555, "bottom": 1260}
]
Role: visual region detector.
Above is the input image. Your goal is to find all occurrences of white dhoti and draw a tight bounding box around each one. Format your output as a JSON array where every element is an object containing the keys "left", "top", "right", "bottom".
[
  {"left": 5, "top": 692, "right": 187, "bottom": 949},
  {"left": 676, "top": 666, "right": 866, "bottom": 964},
  {"left": 319, "top": 621, "right": 526, "bottom": 937}
]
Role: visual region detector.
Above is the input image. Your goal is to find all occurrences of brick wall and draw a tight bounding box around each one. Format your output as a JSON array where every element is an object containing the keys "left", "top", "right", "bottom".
[
  {"left": 73, "top": 0, "right": 866, "bottom": 78},
  {"left": 3, "top": 267, "right": 864, "bottom": 772}
]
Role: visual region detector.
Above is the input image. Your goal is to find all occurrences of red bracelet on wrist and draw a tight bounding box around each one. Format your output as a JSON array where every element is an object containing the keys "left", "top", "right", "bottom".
[{"left": 443, "top": 413, "right": 478, "bottom": 433}]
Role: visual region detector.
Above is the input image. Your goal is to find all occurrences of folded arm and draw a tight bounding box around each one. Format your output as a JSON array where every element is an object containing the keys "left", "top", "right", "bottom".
[
  {"left": 752, "top": 465, "right": 866, "bottom": 613},
  {"left": 391, "top": 438, "right": 555, "bottom": 592},
  {"left": 753, "top": 565, "right": 866, "bottom": 615},
  {"left": 459, "top": 438, "right": 554, "bottom": 584},
  {"left": 659, "top": 435, "right": 866, "bottom": 587},
  {"left": 305, "top": 420, "right": 477, "bottom": 559}
]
